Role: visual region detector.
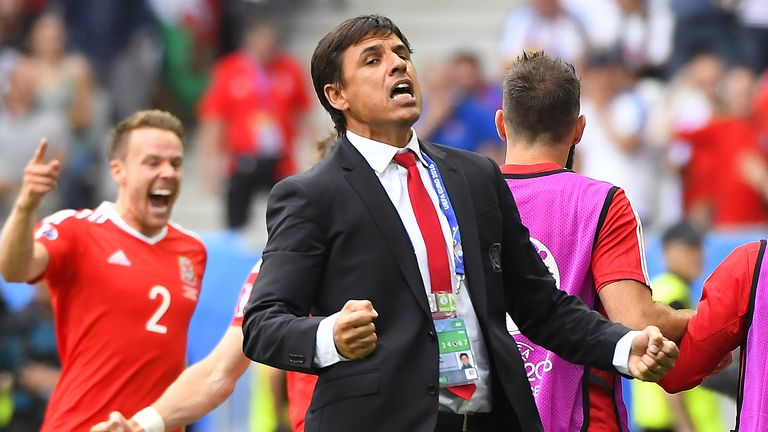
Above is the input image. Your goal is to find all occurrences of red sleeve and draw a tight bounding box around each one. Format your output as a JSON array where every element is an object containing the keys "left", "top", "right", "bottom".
[
  {"left": 592, "top": 188, "right": 650, "bottom": 292},
  {"left": 197, "top": 61, "right": 228, "bottom": 120},
  {"left": 230, "top": 259, "right": 261, "bottom": 327},
  {"left": 33, "top": 209, "right": 82, "bottom": 285},
  {"left": 660, "top": 242, "right": 760, "bottom": 392}
]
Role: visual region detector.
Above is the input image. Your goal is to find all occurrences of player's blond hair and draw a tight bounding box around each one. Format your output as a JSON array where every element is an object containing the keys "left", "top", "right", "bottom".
[{"left": 108, "top": 110, "right": 184, "bottom": 160}]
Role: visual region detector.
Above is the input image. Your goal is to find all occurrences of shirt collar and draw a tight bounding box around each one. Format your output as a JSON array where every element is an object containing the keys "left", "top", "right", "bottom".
[
  {"left": 346, "top": 129, "right": 427, "bottom": 174},
  {"left": 96, "top": 201, "right": 168, "bottom": 244},
  {"left": 499, "top": 162, "right": 563, "bottom": 175}
]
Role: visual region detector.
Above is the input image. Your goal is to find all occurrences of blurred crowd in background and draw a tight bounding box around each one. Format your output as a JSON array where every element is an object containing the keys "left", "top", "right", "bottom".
[{"left": 1, "top": 0, "right": 768, "bottom": 431}]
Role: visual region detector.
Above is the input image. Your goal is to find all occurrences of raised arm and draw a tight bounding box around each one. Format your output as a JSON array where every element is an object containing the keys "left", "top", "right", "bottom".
[{"left": 0, "top": 139, "right": 58, "bottom": 282}]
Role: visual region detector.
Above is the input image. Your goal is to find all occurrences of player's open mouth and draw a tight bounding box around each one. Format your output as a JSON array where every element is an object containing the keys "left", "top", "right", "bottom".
[
  {"left": 148, "top": 188, "right": 173, "bottom": 210},
  {"left": 390, "top": 81, "right": 414, "bottom": 100}
]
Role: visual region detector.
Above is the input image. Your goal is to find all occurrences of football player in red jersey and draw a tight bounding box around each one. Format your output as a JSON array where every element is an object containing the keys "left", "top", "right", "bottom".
[
  {"left": 88, "top": 134, "right": 342, "bottom": 432},
  {"left": 0, "top": 110, "right": 207, "bottom": 432}
]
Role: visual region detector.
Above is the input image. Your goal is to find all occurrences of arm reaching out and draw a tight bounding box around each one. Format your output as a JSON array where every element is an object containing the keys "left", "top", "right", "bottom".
[
  {"left": 0, "top": 139, "right": 59, "bottom": 282},
  {"left": 90, "top": 326, "right": 251, "bottom": 432}
]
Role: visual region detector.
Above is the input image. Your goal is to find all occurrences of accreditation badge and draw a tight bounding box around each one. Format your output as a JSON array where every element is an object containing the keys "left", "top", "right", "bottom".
[{"left": 431, "top": 290, "right": 479, "bottom": 388}]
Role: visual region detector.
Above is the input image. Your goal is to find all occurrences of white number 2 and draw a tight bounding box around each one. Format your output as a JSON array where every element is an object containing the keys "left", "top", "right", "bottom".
[{"left": 146, "top": 285, "right": 171, "bottom": 334}]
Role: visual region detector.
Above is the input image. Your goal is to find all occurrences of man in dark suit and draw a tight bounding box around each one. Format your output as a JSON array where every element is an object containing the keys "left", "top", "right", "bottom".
[{"left": 242, "top": 14, "right": 677, "bottom": 432}]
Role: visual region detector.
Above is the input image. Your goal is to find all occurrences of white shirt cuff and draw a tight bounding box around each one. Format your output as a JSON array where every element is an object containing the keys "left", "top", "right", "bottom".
[
  {"left": 613, "top": 330, "right": 640, "bottom": 376},
  {"left": 313, "top": 311, "right": 350, "bottom": 367}
]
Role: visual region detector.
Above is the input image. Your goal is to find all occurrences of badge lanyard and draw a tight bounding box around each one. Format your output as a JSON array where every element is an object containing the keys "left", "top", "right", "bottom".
[
  {"left": 421, "top": 152, "right": 464, "bottom": 283},
  {"left": 420, "top": 152, "right": 479, "bottom": 388}
]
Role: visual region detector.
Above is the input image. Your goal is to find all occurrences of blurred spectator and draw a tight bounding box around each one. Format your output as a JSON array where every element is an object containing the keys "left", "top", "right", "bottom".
[
  {"left": 755, "top": 71, "right": 768, "bottom": 136},
  {"left": 218, "top": 0, "right": 303, "bottom": 56},
  {"left": 148, "top": 0, "right": 219, "bottom": 122},
  {"left": 197, "top": 17, "right": 311, "bottom": 231},
  {"left": 0, "top": 60, "right": 68, "bottom": 220},
  {"left": 646, "top": 52, "right": 725, "bottom": 228},
  {"left": 0, "top": 0, "right": 36, "bottom": 50},
  {"left": 565, "top": 0, "right": 674, "bottom": 77},
  {"left": 63, "top": 0, "right": 160, "bottom": 121},
  {"left": 679, "top": 67, "right": 768, "bottom": 229},
  {"left": 451, "top": 51, "right": 503, "bottom": 112},
  {"left": 0, "top": 25, "right": 19, "bottom": 96},
  {"left": 578, "top": 50, "right": 656, "bottom": 224},
  {"left": 416, "top": 54, "right": 504, "bottom": 162},
  {"left": 615, "top": 0, "right": 675, "bottom": 77},
  {"left": 631, "top": 220, "right": 725, "bottom": 432},
  {"left": 25, "top": 11, "right": 105, "bottom": 210},
  {"left": 0, "top": 283, "right": 60, "bottom": 432},
  {"left": 737, "top": 0, "right": 768, "bottom": 74},
  {"left": 667, "top": 0, "right": 734, "bottom": 75},
  {"left": 497, "top": 0, "right": 587, "bottom": 67}
]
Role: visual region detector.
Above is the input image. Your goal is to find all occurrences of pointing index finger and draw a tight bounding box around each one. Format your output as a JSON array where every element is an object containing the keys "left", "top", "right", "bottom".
[{"left": 33, "top": 138, "right": 48, "bottom": 164}]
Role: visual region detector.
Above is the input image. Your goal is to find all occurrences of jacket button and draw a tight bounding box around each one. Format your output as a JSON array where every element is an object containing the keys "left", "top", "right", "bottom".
[
  {"left": 427, "top": 384, "right": 437, "bottom": 395},
  {"left": 427, "top": 330, "right": 436, "bottom": 341}
]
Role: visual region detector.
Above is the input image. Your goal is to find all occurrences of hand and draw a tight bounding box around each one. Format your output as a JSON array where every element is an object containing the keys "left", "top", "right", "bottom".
[
  {"left": 333, "top": 300, "right": 378, "bottom": 360},
  {"left": 15, "top": 138, "right": 61, "bottom": 212},
  {"left": 90, "top": 412, "right": 144, "bottom": 432},
  {"left": 628, "top": 326, "right": 679, "bottom": 382}
]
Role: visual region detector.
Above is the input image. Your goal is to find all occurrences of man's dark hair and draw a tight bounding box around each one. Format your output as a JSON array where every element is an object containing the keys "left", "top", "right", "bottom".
[
  {"left": 502, "top": 51, "right": 580, "bottom": 144},
  {"left": 662, "top": 220, "right": 704, "bottom": 247},
  {"left": 311, "top": 14, "right": 412, "bottom": 136},
  {"left": 460, "top": 353, "right": 469, "bottom": 359}
]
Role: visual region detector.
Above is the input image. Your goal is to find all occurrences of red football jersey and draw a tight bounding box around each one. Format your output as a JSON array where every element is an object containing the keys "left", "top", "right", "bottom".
[
  {"left": 34, "top": 202, "right": 207, "bottom": 432},
  {"left": 231, "top": 259, "right": 260, "bottom": 327}
]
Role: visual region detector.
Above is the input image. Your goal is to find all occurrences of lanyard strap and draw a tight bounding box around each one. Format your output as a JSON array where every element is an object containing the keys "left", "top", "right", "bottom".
[{"left": 421, "top": 152, "right": 465, "bottom": 276}]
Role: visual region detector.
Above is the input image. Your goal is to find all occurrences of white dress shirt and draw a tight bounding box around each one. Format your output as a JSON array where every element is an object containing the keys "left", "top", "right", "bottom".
[{"left": 313, "top": 129, "right": 636, "bottom": 414}]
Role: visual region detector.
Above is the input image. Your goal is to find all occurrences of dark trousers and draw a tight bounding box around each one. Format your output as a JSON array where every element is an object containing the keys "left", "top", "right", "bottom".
[{"left": 226, "top": 156, "right": 279, "bottom": 229}]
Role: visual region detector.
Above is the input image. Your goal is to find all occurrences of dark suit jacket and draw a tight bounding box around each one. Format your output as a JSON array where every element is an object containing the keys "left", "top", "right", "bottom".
[{"left": 242, "top": 137, "right": 631, "bottom": 432}]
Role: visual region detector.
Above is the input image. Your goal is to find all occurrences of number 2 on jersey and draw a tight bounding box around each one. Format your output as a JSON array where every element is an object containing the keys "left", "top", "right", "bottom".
[{"left": 146, "top": 285, "right": 171, "bottom": 334}]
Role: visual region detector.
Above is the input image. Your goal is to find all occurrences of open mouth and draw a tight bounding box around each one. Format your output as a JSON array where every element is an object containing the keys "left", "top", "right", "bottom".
[
  {"left": 148, "top": 188, "right": 173, "bottom": 211},
  {"left": 390, "top": 81, "right": 414, "bottom": 100}
]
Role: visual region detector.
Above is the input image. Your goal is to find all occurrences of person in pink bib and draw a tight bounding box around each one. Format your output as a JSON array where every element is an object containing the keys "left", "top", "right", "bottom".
[{"left": 495, "top": 51, "right": 693, "bottom": 432}]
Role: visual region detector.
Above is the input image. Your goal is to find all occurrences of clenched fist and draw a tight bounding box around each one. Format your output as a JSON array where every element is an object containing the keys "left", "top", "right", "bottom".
[
  {"left": 629, "top": 326, "right": 679, "bottom": 382},
  {"left": 333, "top": 300, "right": 378, "bottom": 360}
]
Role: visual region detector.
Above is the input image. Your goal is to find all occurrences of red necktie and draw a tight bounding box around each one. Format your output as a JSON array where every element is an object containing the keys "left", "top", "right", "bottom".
[
  {"left": 393, "top": 150, "right": 476, "bottom": 400},
  {"left": 393, "top": 150, "right": 452, "bottom": 293}
]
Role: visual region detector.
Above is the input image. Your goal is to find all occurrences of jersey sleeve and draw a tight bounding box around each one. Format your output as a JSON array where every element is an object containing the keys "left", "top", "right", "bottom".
[
  {"left": 32, "top": 209, "right": 83, "bottom": 285},
  {"left": 592, "top": 188, "right": 650, "bottom": 292},
  {"left": 660, "top": 242, "right": 760, "bottom": 393},
  {"left": 231, "top": 259, "right": 262, "bottom": 327}
]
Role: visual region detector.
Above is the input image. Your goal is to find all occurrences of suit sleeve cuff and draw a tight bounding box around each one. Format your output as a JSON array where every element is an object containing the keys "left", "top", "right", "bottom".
[
  {"left": 314, "top": 311, "right": 350, "bottom": 367},
  {"left": 613, "top": 330, "right": 640, "bottom": 376}
]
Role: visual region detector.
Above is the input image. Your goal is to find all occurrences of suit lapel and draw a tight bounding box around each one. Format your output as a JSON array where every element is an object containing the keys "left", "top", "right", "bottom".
[
  {"left": 420, "top": 141, "right": 489, "bottom": 321},
  {"left": 337, "top": 138, "right": 432, "bottom": 318}
]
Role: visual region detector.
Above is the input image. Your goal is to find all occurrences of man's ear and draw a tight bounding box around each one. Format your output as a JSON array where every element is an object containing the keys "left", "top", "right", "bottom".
[
  {"left": 495, "top": 110, "right": 507, "bottom": 142},
  {"left": 572, "top": 115, "right": 586, "bottom": 146},
  {"left": 324, "top": 82, "right": 348, "bottom": 112},
  {"left": 110, "top": 159, "right": 125, "bottom": 186}
]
